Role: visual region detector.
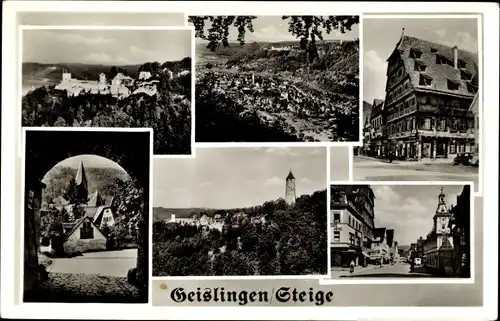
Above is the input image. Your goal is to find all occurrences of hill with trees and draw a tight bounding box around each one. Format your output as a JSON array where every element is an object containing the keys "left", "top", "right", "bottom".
[
  {"left": 153, "top": 189, "right": 327, "bottom": 276},
  {"left": 22, "top": 58, "right": 192, "bottom": 155}
]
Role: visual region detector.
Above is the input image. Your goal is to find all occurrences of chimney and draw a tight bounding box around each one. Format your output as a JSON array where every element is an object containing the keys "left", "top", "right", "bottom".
[{"left": 452, "top": 45, "right": 458, "bottom": 69}]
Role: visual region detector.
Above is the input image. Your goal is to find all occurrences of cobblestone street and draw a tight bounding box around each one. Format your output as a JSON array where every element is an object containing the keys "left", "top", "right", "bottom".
[{"left": 25, "top": 272, "right": 146, "bottom": 303}]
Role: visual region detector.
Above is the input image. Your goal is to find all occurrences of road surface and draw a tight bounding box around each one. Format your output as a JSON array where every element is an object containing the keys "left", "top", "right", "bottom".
[
  {"left": 353, "top": 156, "right": 479, "bottom": 191},
  {"left": 331, "top": 263, "right": 436, "bottom": 278},
  {"left": 48, "top": 248, "right": 137, "bottom": 277}
]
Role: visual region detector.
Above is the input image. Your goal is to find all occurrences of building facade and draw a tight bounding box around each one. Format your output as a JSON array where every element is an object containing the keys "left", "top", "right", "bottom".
[
  {"left": 369, "top": 99, "right": 386, "bottom": 157},
  {"left": 369, "top": 228, "right": 390, "bottom": 264},
  {"left": 449, "top": 185, "right": 471, "bottom": 277},
  {"left": 330, "top": 185, "right": 375, "bottom": 267},
  {"left": 382, "top": 29, "right": 478, "bottom": 161}
]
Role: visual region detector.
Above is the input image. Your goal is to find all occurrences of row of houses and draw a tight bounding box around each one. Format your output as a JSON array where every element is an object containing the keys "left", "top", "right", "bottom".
[
  {"left": 330, "top": 185, "right": 399, "bottom": 267},
  {"left": 408, "top": 185, "right": 471, "bottom": 277},
  {"left": 362, "top": 29, "right": 479, "bottom": 161}
]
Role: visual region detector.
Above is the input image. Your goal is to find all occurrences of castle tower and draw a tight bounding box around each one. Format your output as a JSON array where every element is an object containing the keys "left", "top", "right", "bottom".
[
  {"left": 62, "top": 68, "right": 72, "bottom": 82},
  {"left": 285, "top": 170, "right": 296, "bottom": 205},
  {"left": 74, "top": 160, "right": 89, "bottom": 201}
]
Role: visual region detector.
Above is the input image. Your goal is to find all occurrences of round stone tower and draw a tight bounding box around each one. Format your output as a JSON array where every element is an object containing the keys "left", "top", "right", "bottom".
[{"left": 285, "top": 170, "right": 296, "bottom": 205}]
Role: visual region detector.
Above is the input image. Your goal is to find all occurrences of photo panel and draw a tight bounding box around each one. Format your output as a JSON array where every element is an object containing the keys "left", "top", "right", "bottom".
[
  {"left": 20, "top": 26, "right": 194, "bottom": 156},
  {"left": 328, "top": 182, "right": 473, "bottom": 282},
  {"left": 21, "top": 128, "right": 152, "bottom": 304},
  {"left": 191, "top": 15, "right": 361, "bottom": 144},
  {"left": 152, "top": 146, "right": 329, "bottom": 278},
  {"left": 358, "top": 15, "right": 481, "bottom": 193}
]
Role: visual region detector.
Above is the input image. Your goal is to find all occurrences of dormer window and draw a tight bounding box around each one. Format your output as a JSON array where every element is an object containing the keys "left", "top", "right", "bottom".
[
  {"left": 414, "top": 60, "right": 427, "bottom": 72},
  {"left": 466, "top": 82, "right": 477, "bottom": 94},
  {"left": 436, "top": 54, "right": 452, "bottom": 66},
  {"left": 458, "top": 59, "right": 467, "bottom": 69},
  {"left": 461, "top": 70, "right": 472, "bottom": 81},
  {"left": 430, "top": 48, "right": 438, "bottom": 53},
  {"left": 419, "top": 74, "right": 433, "bottom": 86},
  {"left": 447, "top": 79, "right": 460, "bottom": 91},
  {"left": 410, "top": 48, "right": 422, "bottom": 59}
]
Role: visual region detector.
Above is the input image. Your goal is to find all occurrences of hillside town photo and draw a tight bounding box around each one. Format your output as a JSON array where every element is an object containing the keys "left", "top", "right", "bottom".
[
  {"left": 21, "top": 28, "right": 192, "bottom": 155},
  {"left": 356, "top": 17, "right": 480, "bottom": 191},
  {"left": 329, "top": 184, "right": 471, "bottom": 279},
  {"left": 191, "top": 15, "right": 360, "bottom": 143},
  {"left": 153, "top": 147, "right": 328, "bottom": 276},
  {"left": 23, "top": 130, "right": 150, "bottom": 303}
]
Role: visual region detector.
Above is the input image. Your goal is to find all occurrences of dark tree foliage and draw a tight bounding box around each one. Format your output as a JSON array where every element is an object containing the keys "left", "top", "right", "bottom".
[
  {"left": 189, "top": 15, "right": 359, "bottom": 62},
  {"left": 153, "top": 190, "right": 327, "bottom": 276}
]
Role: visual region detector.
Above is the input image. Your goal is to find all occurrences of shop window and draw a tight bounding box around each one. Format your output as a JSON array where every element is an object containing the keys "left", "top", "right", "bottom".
[
  {"left": 458, "top": 142, "right": 466, "bottom": 153},
  {"left": 450, "top": 142, "right": 457, "bottom": 154}
]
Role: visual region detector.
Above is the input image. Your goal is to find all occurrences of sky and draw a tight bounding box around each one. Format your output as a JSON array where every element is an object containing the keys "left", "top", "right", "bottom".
[
  {"left": 191, "top": 15, "right": 359, "bottom": 44},
  {"left": 330, "top": 147, "right": 350, "bottom": 181},
  {"left": 363, "top": 17, "right": 479, "bottom": 104},
  {"left": 371, "top": 184, "right": 467, "bottom": 246},
  {"left": 18, "top": 12, "right": 185, "bottom": 26},
  {"left": 153, "top": 147, "right": 327, "bottom": 209},
  {"left": 42, "top": 154, "right": 126, "bottom": 182},
  {"left": 23, "top": 29, "right": 191, "bottom": 65}
]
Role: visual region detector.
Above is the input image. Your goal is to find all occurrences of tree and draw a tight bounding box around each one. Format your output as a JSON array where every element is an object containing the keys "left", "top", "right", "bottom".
[{"left": 189, "top": 15, "right": 359, "bottom": 62}]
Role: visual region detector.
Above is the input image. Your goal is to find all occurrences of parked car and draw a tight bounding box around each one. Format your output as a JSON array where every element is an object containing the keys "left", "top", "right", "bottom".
[{"left": 453, "top": 152, "right": 474, "bottom": 166}]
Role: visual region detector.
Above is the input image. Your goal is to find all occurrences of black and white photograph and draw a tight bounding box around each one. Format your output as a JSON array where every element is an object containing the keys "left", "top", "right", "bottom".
[
  {"left": 191, "top": 15, "right": 360, "bottom": 143},
  {"left": 357, "top": 17, "right": 480, "bottom": 191},
  {"left": 152, "top": 147, "right": 328, "bottom": 276},
  {"left": 21, "top": 28, "right": 193, "bottom": 155},
  {"left": 23, "top": 129, "right": 150, "bottom": 303},
  {"left": 329, "top": 183, "right": 471, "bottom": 279}
]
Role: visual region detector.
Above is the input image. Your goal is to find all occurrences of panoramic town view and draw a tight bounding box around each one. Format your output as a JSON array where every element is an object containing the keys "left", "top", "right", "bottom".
[
  {"left": 330, "top": 184, "right": 471, "bottom": 279},
  {"left": 191, "top": 15, "right": 360, "bottom": 143},
  {"left": 152, "top": 147, "right": 328, "bottom": 276},
  {"left": 21, "top": 28, "right": 192, "bottom": 155},
  {"left": 23, "top": 130, "right": 150, "bottom": 303},
  {"left": 356, "top": 18, "right": 480, "bottom": 191}
]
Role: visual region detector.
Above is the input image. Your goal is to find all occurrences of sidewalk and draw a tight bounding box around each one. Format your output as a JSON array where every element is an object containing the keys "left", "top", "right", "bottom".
[{"left": 355, "top": 155, "right": 453, "bottom": 166}]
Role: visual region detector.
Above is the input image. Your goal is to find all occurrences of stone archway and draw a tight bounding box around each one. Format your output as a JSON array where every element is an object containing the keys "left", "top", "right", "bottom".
[{"left": 23, "top": 129, "right": 150, "bottom": 300}]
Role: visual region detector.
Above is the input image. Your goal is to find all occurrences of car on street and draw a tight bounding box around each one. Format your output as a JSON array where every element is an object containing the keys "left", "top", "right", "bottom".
[{"left": 453, "top": 152, "right": 474, "bottom": 166}]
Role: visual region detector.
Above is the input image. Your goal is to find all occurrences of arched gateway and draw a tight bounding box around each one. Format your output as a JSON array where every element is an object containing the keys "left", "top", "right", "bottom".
[{"left": 23, "top": 129, "right": 151, "bottom": 301}]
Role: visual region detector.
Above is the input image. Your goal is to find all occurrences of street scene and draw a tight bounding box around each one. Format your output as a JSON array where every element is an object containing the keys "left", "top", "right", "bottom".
[
  {"left": 23, "top": 130, "right": 150, "bottom": 303},
  {"left": 153, "top": 147, "right": 328, "bottom": 276},
  {"left": 359, "top": 17, "right": 480, "bottom": 190},
  {"left": 330, "top": 184, "right": 471, "bottom": 279}
]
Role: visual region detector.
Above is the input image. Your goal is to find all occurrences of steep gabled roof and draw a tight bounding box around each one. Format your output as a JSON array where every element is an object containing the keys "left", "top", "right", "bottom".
[
  {"left": 64, "top": 216, "right": 105, "bottom": 241},
  {"left": 87, "top": 190, "right": 105, "bottom": 207},
  {"left": 370, "top": 99, "right": 385, "bottom": 119},
  {"left": 362, "top": 101, "right": 373, "bottom": 126},
  {"left": 395, "top": 34, "right": 478, "bottom": 97},
  {"left": 75, "top": 161, "right": 88, "bottom": 194},
  {"left": 93, "top": 206, "right": 113, "bottom": 227}
]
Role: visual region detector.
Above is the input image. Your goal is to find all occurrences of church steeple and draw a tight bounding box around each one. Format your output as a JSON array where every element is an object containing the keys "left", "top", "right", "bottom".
[
  {"left": 286, "top": 169, "right": 295, "bottom": 180},
  {"left": 436, "top": 186, "right": 448, "bottom": 214},
  {"left": 75, "top": 160, "right": 89, "bottom": 196}
]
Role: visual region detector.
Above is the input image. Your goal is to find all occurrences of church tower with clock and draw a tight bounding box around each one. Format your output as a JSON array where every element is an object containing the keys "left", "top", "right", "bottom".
[
  {"left": 433, "top": 186, "right": 454, "bottom": 247},
  {"left": 285, "top": 170, "right": 296, "bottom": 205}
]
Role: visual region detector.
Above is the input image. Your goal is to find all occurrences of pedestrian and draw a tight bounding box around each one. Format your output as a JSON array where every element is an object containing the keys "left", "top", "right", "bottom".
[
  {"left": 349, "top": 260, "right": 355, "bottom": 273},
  {"left": 388, "top": 151, "right": 393, "bottom": 163}
]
